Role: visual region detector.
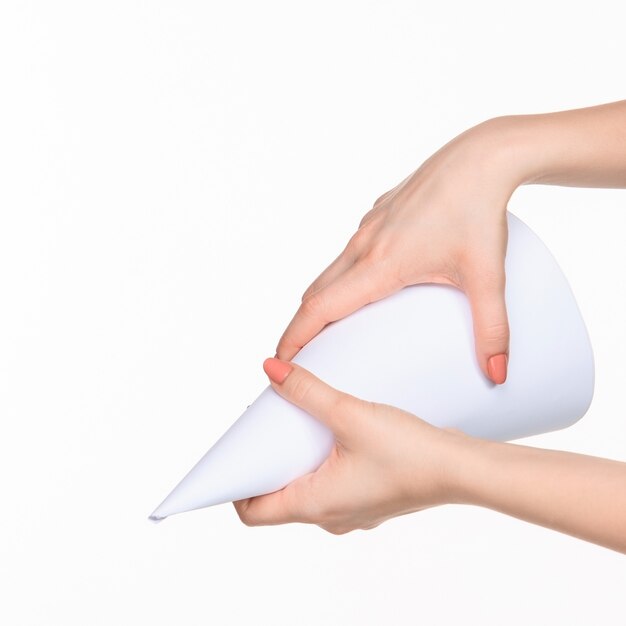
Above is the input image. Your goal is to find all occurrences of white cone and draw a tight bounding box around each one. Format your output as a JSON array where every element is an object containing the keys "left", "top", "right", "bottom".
[{"left": 149, "top": 212, "right": 594, "bottom": 521}]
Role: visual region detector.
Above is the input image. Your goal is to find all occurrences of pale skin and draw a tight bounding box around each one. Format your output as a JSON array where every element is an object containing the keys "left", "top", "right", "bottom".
[
  {"left": 234, "top": 101, "right": 626, "bottom": 552},
  {"left": 235, "top": 359, "right": 626, "bottom": 553}
]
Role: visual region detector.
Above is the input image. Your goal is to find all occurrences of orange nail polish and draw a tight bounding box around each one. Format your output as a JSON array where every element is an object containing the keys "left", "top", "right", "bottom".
[
  {"left": 263, "top": 358, "right": 293, "bottom": 384},
  {"left": 487, "top": 353, "right": 508, "bottom": 384}
]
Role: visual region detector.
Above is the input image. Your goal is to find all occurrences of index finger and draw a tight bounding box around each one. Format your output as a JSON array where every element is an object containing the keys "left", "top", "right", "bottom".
[
  {"left": 275, "top": 260, "right": 394, "bottom": 360},
  {"left": 233, "top": 473, "right": 317, "bottom": 526}
]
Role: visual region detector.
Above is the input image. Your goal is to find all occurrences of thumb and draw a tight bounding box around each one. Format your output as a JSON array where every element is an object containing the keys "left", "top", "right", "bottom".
[
  {"left": 262, "top": 357, "right": 362, "bottom": 440},
  {"left": 463, "top": 272, "right": 510, "bottom": 384}
]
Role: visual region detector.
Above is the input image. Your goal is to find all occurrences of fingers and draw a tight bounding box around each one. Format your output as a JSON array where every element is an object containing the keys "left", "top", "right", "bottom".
[
  {"left": 276, "top": 260, "right": 399, "bottom": 360},
  {"left": 233, "top": 481, "right": 310, "bottom": 526},
  {"left": 301, "top": 249, "right": 354, "bottom": 302},
  {"left": 462, "top": 268, "right": 510, "bottom": 384},
  {"left": 262, "top": 357, "right": 363, "bottom": 439},
  {"left": 235, "top": 358, "right": 364, "bottom": 527}
]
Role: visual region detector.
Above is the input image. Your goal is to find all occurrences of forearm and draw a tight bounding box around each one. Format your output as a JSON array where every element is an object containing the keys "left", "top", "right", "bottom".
[
  {"left": 447, "top": 434, "right": 626, "bottom": 553},
  {"left": 484, "top": 100, "right": 626, "bottom": 190}
]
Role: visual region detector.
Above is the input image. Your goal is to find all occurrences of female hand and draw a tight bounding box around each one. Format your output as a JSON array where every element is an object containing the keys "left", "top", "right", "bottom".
[
  {"left": 276, "top": 100, "right": 626, "bottom": 385},
  {"left": 234, "top": 357, "right": 626, "bottom": 552},
  {"left": 233, "top": 357, "right": 466, "bottom": 534},
  {"left": 276, "top": 118, "right": 522, "bottom": 384}
]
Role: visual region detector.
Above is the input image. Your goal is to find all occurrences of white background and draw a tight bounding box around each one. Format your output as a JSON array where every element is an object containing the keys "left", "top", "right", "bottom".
[{"left": 1, "top": 1, "right": 625, "bottom": 624}]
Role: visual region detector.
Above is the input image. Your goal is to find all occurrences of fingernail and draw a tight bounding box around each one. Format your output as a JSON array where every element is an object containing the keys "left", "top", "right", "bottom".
[
  {"left": 263, "top": 357, "right": 293, "bottom": 384},
  {"left": 487, "top": 353, "right": 508, "bottom": 384}
]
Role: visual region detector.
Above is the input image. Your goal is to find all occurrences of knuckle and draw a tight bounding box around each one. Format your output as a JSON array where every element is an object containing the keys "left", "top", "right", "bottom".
[
  {"left": 477, "top": 320, "right": 510, "bottom": 346},
  {"left": 359, "top": 208, "right": 376, "bottom": 228},
  {"left": 359, "top": 244, "right": 386, "bottom": 266},
  {"left": 373, "top": 194, "right": 386, "bottom": 208},
  {"left": 372, "top": 189, "right": 392, "bottom": 208},
  {"left": 239, "top": 515, "right": 255, "bottom": 527},
  {"left": 275, "top": 336, "right": 292, "bottom": 359},
  {"left": 301, "top": 284, "right": 317, "bottom": 302},
  {"left": 288, "top": 374, "right": 316, "bottom": 406},
  {"left": 322, "top": 524, "right": 351, "bottom": 536},
  {"left": 346, "top": 226, "right": 371, "bottom": 253},
  {"left": 300, "top": 291, "right": 326, "bottom": 320},
  {"left": 235, "top": 505, "right": 257, "bottom": 527}
]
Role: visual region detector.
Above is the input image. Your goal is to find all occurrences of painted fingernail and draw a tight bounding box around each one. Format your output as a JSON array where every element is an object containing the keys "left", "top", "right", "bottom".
[
  {"left": 487, "top": 353, "right": 508, "bottom": 384},
  {"left": 263, "top": 357, "right": 293, "bottom": 384}
]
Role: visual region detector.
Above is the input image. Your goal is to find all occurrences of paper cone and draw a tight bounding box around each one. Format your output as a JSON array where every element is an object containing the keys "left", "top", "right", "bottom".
[{"left": 149, "top": 212, "right": 594, "bottom": 521}]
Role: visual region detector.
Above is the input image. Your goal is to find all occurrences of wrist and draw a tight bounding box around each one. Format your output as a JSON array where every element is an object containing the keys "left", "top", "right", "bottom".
[
  {"left": 478, "top": 114, "right": 570, "bottom": 188},
  {"left": 435, "top": 428, "right": 500, "bottom": 506},
  {"left": 472, "top": 115, "right": 544, "bottom": 189}
]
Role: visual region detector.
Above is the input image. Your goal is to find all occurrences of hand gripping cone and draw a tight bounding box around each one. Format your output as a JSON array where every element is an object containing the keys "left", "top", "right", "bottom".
[{"left": 149, "top": 213, "right": 594, "bottom": 522}]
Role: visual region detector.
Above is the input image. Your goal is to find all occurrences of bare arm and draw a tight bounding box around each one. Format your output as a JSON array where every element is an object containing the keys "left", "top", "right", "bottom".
[
  {"left": 235, "top": 359, "right": 626, "bottom": 554},
  {"left": 454, "top": 435, "right": 626, "bottom": 553},
  {"left": 503, "top": 99, "right": 626, "bottom": 188},
  {"left": 276, "top": 100, "right": 626, "bottom": 386}
]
